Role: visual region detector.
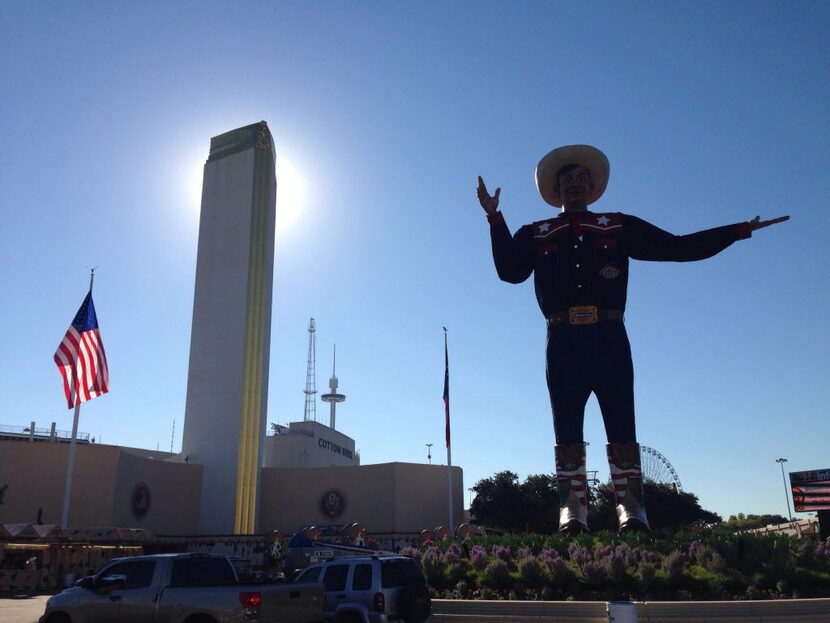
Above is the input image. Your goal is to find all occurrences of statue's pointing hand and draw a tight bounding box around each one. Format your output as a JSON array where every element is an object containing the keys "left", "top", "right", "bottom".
[
  {"left": 477, "top": 176, "right": 500, "bottom": 217},
  {"left": 749, "top": 215, "right": 790, "bottom": 232}
]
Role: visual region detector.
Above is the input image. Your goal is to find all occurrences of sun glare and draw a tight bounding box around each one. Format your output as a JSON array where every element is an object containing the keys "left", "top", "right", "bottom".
[
  {"left": 275, "top": 155, "right": 305, "bottom": 235},
  {"left": 179, "top": 149, "right": 305, "bottom": 235},
  {"left": 186, "top": 160, "right": 205, "bottom": 211}
]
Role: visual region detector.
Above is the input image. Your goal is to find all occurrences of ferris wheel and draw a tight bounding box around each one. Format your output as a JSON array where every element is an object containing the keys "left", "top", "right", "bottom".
[{"left": 640, "top": 445, "right": 683, "bottom": 492}]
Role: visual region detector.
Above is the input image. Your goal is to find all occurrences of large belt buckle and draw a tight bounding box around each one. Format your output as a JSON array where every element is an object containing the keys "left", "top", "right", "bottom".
[{"left": 568, "top": 305, "right": 598, "bottom": 325}]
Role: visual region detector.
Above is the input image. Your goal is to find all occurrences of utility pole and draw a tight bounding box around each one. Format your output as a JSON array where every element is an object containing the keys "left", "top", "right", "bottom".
[{"left": 776, "top": 458, "right": 792, "bottom": 521}]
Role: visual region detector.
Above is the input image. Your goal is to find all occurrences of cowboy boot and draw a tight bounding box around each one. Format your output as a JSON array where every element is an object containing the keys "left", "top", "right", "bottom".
[
  {"left": 555, "top": 443, "right": 588, "bottom": 534},
  {"left": 607, "top": 442, "right": 651, "bottom": 532}
]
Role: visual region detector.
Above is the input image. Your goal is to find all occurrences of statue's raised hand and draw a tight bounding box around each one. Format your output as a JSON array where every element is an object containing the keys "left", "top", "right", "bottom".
[
  {"left": 477, "top": 176, "right": 501, "bottom": 216},
  {"left": 748, "top": 215, "right": 790, "bottom": 231}
]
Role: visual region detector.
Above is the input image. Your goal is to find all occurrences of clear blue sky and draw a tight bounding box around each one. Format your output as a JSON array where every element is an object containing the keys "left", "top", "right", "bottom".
[{"left": 2, "top": 1, "right": 828, "bottom": 523}]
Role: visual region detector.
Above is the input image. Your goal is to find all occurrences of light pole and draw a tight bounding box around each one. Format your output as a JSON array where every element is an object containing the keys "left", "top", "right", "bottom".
[
  {"left": 426, "top": 443, "right": 433, "bottom": 465},
  {"left": 776, "top": 458, "right": 792, "bottom": 521}
]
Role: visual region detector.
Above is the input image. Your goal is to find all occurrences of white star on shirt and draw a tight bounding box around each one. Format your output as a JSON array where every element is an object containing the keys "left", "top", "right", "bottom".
[
  {"left": 597, "top": 215, "right": 610, "bottom": 226},
  {"left": 538, "top": 222, "right": 551, "bottom": 233}
]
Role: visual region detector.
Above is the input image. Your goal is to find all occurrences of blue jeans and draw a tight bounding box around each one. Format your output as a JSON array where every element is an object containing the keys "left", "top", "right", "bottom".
[{"left": 546, "top": 319, "right": 637, "bottom": 445}]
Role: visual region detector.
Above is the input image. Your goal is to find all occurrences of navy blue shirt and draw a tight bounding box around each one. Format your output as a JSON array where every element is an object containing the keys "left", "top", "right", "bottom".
[{"left": 488, "top": 211, "right": 751, "bottom": 317}]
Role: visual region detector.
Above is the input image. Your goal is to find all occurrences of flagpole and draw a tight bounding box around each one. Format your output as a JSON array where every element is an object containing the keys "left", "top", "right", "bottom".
[
  {"left": 443, "top": 327, "right": 454, "bottom": 535},
  {"left": 61, "top": 269, "right": 94, "bottom": 527}
]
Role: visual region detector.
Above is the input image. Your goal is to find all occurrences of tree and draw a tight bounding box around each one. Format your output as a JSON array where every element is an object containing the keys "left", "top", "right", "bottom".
[
  {"left": 520, "top": 473, "right": 559, "bottom": 533},
  {"left": 471, "top": 471, "right": 722, "bottom": 533},
  {"left": 721, "top": 513, "right": 789, "bottom": 531},
  {"left": 470, "top": 471, "right": 525, "bottom": 532},
  {"left": 588, "top": 482, "right": 722, "bottom": 531},
  {"left": 470, "top": 471, "right": 562, "bottom": 533}
]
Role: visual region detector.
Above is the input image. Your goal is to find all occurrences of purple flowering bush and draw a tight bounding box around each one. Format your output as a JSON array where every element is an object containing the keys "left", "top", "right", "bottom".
[
  {"left": 483, "top": 558, "right": 512, "bottom": 591},
  {"left": 491, "top": 544, "right": 513, "bottom": 563},
  {"left": 517, "top": 555, "right": 545, "bottom": 591},
  {"left": 470, "top": 545, "right": 488, "bottom": 571},
  {"left": 411, "top": 530, "right": 830, "bottom": 601}
]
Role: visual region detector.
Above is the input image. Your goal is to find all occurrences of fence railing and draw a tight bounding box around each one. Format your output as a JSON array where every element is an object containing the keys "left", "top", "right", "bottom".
[
  {"left": 429, "top": 598, "right": 830, "bottom": 623},
  {"left": 0, "top": 424, "right": 90, "bottom": 443}
]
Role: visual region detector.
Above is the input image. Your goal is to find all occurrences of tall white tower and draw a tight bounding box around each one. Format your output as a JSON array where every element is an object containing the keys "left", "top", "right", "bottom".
[
  {"left": 181, "top": 121, "right": 276, "bottom": 535},
  {"left": 303, "top": 318, "right": 317, "bottom": 422},
  {"left": 321, "top": 346, "right": 346, "bottom": 430}
]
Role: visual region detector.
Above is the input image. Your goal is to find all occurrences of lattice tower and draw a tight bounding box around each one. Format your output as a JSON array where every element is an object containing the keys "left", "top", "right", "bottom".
[{"left": 303, "top": 318, "right": 317, "bottom": 422}]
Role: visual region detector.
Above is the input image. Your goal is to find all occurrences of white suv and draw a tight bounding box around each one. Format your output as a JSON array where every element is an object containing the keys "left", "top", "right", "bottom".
[{"left": 295, "top": 555, "right": 431, "bottom": 623}]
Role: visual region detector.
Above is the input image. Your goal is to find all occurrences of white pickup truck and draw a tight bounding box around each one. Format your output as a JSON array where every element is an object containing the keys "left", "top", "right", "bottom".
[{"left": 39, "top": 552, "right": 324, "bottom": 623}]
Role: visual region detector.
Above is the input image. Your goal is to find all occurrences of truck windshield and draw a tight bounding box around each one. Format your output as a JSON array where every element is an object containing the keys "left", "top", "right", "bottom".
[
  {"left": 170, "top": 557, "right": 237, "bottom": 586},
  {"left": 381, "top": 560, "right": 425, "bottom": 587}
]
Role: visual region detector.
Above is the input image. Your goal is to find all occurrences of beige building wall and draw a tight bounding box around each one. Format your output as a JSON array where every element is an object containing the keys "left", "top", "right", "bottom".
[
  {"left": 263, "top": 421, "right": 360, "bottom": 469},
  {"left": 0, "top": 440, "right": 119, "bottom": 527},
  {"left": 110, "top": 451, "right": 202, "bottom": 535},
  {"left": 2, "top": 441, "right": 462, "bottom": 537},
  {"left": 259, "top": 462, "right": 463, "bottom": 534},
  {"left": 0, "top": 440, "right": 202, "bottom": 535}
]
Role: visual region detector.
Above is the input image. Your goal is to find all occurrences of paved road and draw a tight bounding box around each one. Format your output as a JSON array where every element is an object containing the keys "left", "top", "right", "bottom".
[{"left": 0, "top": 595, "right": 49, "bottom": 623}]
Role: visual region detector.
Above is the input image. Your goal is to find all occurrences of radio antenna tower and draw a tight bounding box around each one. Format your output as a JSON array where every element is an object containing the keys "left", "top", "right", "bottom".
[
  {"left": 303, "top": 318, "right": 317, "bottom": 422},
  {"left": 321, "top": 345, "right": 346, "bottom": 430}
]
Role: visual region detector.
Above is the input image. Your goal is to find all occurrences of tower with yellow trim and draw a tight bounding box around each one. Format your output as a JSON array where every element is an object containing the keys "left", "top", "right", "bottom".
[{"left": 182, "top": 121, "right": 276, "bottom": 534}]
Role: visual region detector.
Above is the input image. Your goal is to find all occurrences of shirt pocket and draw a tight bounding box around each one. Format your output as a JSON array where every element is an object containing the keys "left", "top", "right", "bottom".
[
  {"left": 593, "top": 237, "right": 620, "bottom": 265},
  {"left": 535, "top": 242, "right": 559, "bottom": 270}
]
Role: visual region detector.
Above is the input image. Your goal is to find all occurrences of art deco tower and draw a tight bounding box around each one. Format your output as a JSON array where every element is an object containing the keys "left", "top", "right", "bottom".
[{"left": 182, "top": 121, "right": 276, "bottom": 534}]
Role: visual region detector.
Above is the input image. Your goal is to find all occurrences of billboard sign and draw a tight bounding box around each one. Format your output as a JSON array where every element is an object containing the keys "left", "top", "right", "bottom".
[{"left": 790, "top": 468, "right": 830, "bottom": 512}]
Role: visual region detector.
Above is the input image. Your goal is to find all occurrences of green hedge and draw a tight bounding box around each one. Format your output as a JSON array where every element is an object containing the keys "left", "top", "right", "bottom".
[{"left": 405, "top": 530, "right": 830, "bottom": 601}]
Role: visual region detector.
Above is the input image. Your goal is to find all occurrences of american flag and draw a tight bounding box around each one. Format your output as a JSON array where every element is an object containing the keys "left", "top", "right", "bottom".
[{"left": 54, "top": 291, "right": 109, "bottom": 408}]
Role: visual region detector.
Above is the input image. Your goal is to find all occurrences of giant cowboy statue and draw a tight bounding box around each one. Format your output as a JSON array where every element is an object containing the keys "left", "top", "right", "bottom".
[{"left": 477, "top": 145, "right": 788, "bottom": 534}]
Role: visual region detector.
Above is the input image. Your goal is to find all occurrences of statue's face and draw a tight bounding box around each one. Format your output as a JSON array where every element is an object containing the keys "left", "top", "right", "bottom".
[{"left": 556, "top": 165, "right": 593, "bottom": 208}]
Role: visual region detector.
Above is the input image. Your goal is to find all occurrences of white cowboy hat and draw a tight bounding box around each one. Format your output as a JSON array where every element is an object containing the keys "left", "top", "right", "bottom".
[{"left": 535, "top": 144, "right": 610, "bottom": 207}]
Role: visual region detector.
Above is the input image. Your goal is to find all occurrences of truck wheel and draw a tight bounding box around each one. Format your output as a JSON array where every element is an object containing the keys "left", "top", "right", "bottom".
[
  {"left": 399, "top": 583, "right": 431, "bottom": 623},
  {"left": 183, "top": 616, "right": 218, "bottom": 623},
  {"left": 335, "top": 613, "right": 363, "bottom": 623},
  {"left": 45, "top": 615, "right": 71, "bottom": 623}
]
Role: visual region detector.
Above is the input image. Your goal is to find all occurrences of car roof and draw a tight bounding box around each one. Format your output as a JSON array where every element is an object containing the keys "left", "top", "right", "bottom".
[
  {"left": 107, "top": 553, "right": 227, "bottom": 564},
  {"left": 319, "top": 555, "right": 414, "bottom": 564}
]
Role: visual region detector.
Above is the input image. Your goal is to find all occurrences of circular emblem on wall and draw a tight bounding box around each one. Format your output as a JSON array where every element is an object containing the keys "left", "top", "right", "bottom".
[
  {"left": 319, "top": 489, "right": 346, "bottom": 518},
  {"left": 131, "top": 482, "right": 152, "bottom": 519}
]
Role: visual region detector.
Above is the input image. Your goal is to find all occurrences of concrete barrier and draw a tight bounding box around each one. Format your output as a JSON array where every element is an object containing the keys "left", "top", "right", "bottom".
[{"left": 428, "top": 598, "right": 830, "bottom": 623}]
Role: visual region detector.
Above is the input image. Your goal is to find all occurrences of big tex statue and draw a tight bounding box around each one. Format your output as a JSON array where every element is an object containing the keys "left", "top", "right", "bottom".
[{"left": 477, "top": 145, "right": 788, "bottom": 534}]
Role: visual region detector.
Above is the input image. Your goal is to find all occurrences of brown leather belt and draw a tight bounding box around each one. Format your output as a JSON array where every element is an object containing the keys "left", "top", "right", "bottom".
[{"left": 547, "top": 306, "right": 624, "bottom": 327}]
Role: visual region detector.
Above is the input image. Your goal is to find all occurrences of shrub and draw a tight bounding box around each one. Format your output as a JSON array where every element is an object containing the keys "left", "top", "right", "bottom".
[
  {"left": 576, "top": 560, "right": 606, "bottom": 587},
  {"left": 454, "top": 579, "right": 470, "bottom": 598},
  {"left": 445, "top": 561, "right": 469, "bottom": 587},
  {"left": 637, "top": 560, "right": 656, "bottom": 593},
  {"left": 483, "top": 558, "right": 513, "bottom": 591},
  {"left": 661, "top": 551, "right": 687, "bottom": 587},
  {"left": 517, "top": 555, "right": 545, "bottom": 591},
  {"left": 421, "top": 547, "right": 448, "bottom": 589},
  {"left": 816, "top": 541, "right": 830, "bottom": 570},
  {"left": 703, "top": 551, "right": 728, "bottom": 574},
  {"left": 444, "top": 543, "right": 463, "bottom": 566},
  {"left": 517, "top": 546, "right": 534, "bottom": 559},
  {"left": 568, "top": 543, "right": 592, "bottom": 567},
  {"left": 492, "top": 544, "right": 513, "bottom": 563},
  {"left": 470, "top": 545, "right": 488, "bottom": 570},
  {"left": 600, "top": 547, "right": 628, "bottom": 583}
]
